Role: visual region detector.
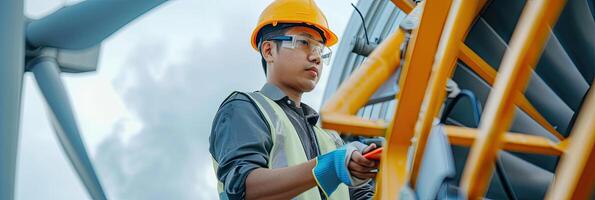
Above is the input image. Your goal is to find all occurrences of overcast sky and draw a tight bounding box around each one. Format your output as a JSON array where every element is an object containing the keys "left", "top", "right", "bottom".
[{"left": 18, "top": 0, "right": 357, "bottom": 199}]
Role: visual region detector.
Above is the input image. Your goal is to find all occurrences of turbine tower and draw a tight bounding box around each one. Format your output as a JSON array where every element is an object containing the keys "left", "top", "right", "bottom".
[{"left": 0, "top": 0, "right": 170, "bottom": 199}]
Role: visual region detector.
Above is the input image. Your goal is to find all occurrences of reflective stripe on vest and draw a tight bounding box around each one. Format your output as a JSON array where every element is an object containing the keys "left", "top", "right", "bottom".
[{"left": 212, "top": 91, "right": 350, "bottom": 200}]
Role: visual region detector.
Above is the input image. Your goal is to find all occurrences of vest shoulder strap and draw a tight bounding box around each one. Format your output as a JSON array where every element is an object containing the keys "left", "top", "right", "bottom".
[
  {"left": 219, "top": 91, "right": 273, "bottom": 135},
  {"left": 245, "top": 91, "right": 280, "bottom": 132}
]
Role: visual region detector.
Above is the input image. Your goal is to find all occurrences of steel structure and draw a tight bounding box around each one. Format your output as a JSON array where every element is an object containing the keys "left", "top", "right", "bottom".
[{"left": 321, "top": 0, "right": 594, "bottom": 199}]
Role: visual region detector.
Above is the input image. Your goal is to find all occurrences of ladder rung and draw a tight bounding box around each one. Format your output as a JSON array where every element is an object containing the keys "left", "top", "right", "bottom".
[
  {"left": 321, "top": 114, "right": 386, "bottom": 137},
  {"left": 444, "top": 125, "right": 565, "bottom": 155}
]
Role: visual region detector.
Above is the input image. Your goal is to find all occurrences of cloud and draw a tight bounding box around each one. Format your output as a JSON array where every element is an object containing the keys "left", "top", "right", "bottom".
[{"left": 93, "top": 2, "right": 267, "bottom": 199}]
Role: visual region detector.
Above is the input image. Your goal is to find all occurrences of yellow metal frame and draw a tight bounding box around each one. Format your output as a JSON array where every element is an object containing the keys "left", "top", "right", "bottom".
[
  {"left": 458, "top": 43, "right": 565, "bottom": 140},
  {"left": 323, "top": 1, "right": 453, "bottom": 198},
  {"left": 379, "top": 1, "right": 453, "bottom": 199},
  {"left": 321, "top": 0, "right": 593, "bottom": 199},
  {"left": 408, "top": 0, "right": 487, "bottom": 187},
  {"left": 320, "top": 26, "right": 407, "bottom": 137},
  {"left": 390, "top": 0, "right": 415, "bottom": 14},
  {"left": 545, "top": 82, "right": 595, "bottom": 200},
  {"left": 459, "top": 0, "right": 567, "bottom": 197},
  {"left": 444, "top": 126, "right": 565, "bottom": 156}
]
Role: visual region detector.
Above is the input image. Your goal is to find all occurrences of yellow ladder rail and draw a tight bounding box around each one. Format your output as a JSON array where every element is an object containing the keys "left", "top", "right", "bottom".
[
  {"left": 377, "top": 1, "right": 453, "bottom": 199},
  {"left": 545, "top": 82, "right": 595, "bottom": 200},
  {"left": 459, "top": 0, "right": 567, "bottom": 198},
  {"left": 408, "top": 0, "right": 488, "bottom": 187}
]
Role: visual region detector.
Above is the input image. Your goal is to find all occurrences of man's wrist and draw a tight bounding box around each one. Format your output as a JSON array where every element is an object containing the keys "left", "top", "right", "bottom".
[{"left": 312, "top": 150, "right": 344, "bottom": 197}]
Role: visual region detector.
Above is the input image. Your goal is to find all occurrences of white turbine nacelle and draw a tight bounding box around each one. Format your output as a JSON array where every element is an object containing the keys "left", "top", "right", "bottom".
[{"left": 29, "top": 46, "right": 100, "bottom": 73}]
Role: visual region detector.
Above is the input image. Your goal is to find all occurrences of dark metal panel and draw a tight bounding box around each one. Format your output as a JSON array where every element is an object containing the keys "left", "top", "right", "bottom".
[
  {"left": 553, "top": 0, "right": 595, "bottom": 83},
  {"left": 535, "top": 34, "right": 589, "bottom": 112}
]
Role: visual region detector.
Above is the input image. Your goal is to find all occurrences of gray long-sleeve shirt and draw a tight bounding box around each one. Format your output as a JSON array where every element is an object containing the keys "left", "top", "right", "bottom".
[{"left": 209, "top": 83, "right": 374, "bottom": 200}]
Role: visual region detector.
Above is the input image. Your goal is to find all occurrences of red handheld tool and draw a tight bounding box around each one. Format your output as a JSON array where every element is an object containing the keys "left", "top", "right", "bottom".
[{"left": 363, "top": 147, "right": 383, "bottom": 160}]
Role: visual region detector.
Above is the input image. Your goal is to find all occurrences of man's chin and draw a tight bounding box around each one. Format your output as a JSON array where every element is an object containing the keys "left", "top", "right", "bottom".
[
  {"left": 296, "top": 78, "right": 318, "bottom": 92},
  {"left": 303, "top": 80, "right": 318, "bottom": 92},
  {"left": 300, "top": 83, "right": 316, "bottom": 92}
]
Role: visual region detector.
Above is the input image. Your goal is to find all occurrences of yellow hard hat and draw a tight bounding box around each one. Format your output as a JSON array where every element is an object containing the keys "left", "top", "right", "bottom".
[{"left": 250, "top": 0, "right": 339, "bottom": 51}]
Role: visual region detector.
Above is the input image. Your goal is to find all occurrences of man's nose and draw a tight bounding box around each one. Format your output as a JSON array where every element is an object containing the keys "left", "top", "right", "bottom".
[{"left": 308, "top": 51, "right": 321, "bottom": 65}]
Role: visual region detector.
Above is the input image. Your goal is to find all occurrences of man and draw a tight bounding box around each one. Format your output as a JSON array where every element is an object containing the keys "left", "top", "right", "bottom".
[{"left": 209, "top": 0, "right": 378, "bottom": 199}]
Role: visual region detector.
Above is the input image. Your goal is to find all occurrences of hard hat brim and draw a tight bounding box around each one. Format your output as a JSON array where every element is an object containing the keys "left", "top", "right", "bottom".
[{"left": 250, "top": 20, "right": 338, "bottom": 51}]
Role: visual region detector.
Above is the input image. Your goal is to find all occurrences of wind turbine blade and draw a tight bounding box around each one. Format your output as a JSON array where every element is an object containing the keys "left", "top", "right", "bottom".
[
  {"left": 0, "top": 1, "right": 25, "bottom": 200},
  {"left": 30, "top": 58, "right": 107, "bottom": 200},
  {"left": 27, "top": 0, "right": 168, "bottom": 49}
]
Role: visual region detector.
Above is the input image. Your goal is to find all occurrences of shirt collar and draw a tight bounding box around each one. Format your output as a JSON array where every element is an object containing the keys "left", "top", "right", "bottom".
[
  {"left": 259, "top": 83, "right": 320, "bottom": 125},
  {"left": 260, "top": 82, "right": 287, "bottom": 101}
]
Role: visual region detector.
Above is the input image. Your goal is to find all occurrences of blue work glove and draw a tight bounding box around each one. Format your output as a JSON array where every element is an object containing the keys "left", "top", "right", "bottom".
[{"left": 312, "top": 141, "right": 372, "bottom": 197}]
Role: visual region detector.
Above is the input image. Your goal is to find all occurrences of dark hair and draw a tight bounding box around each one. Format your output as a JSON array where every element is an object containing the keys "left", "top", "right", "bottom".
[{"left": 256, "top": 23, "right": 326, "bottom": 76}]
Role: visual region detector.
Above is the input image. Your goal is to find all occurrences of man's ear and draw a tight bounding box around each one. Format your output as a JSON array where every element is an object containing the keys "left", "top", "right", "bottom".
[{"left": 261, "top": 41, "right": 275, "bottom": 64}]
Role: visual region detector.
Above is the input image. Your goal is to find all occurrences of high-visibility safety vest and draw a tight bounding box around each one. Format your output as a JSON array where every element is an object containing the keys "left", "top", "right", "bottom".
[{"left": 212, "top": 91, "right": 350, "bottom": 200}]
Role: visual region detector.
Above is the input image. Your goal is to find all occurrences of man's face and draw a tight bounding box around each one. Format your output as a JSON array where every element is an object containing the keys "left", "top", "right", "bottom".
[{"left": 263, "top": 26, "right": 325, "bottom": 93}]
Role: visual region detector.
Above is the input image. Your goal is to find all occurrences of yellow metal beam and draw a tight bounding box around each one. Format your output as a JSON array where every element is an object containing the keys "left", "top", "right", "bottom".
[
  {"left": 459, "top": 0, "right": 567, "bottom": 198},
  {"left": 390, "top": 0, "right": 415, "bottom": 13},
  {"left": 408, "top": 0, "right": 486, "bottom": 187},
  {"left": 458, "top": 43, "right": 565, "bottom": 141},
  {"left": 376, "top": 1, "right": 452, "bottom": 199},
  {"left": 320, "top": 28, "right": 406, "bottom": 133},
  {"left": 546, "top": 83, "right": 595, "bottom": 200},
  {"left": 457, "top": 43, "right": 496, "bottom": 82},
  {"left": 444, "top": 126, "right": 564, "bottom": 156},
  {"left": 321, "top": 114, "right": 386, "bottom": 137}
]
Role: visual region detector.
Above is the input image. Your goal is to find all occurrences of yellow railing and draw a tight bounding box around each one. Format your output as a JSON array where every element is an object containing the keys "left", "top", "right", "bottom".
[
  {"left": 321, "top": 0, "right": 593, "bottom": 199},
  {"left": 322, "top": 1, "right": 452, "bottom": 198},
  {"left": 459, "top": 0, "right": 567, "bottom": 197},
  {"left": 546, "top": 82, "right": 595, "bottom": 200}
]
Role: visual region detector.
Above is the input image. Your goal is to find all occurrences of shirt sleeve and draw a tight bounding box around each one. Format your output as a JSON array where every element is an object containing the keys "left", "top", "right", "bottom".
[
  {"left": 209, "top": 95, "right": 273, "bottom": 200},
  {"left": 349, "top": 182, "right": 375, "bottom": 200}
]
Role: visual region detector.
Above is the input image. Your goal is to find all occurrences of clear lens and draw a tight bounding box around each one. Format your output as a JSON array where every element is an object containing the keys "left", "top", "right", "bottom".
[
  {"left": 321, "top": 47, "right": 332, "bottom": 65},
  {"left": 276, "top": 35, "right": 333, "bottom": 65},
  {"left": 290, "top": 35, "right": 332, "bottom": 65}
]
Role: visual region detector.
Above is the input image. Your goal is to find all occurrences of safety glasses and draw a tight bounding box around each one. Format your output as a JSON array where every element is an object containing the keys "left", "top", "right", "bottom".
[{"left": 268, "top": 35, "right": 332, "bottom": 65}]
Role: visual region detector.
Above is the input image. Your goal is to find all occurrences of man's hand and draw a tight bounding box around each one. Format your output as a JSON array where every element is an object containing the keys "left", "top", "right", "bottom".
[
  {"left": 312, "top": 141, "right": 379, "bottom": 196},
  {"left": 349, "top": 143, "right": 379, "bottom": 180}
]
